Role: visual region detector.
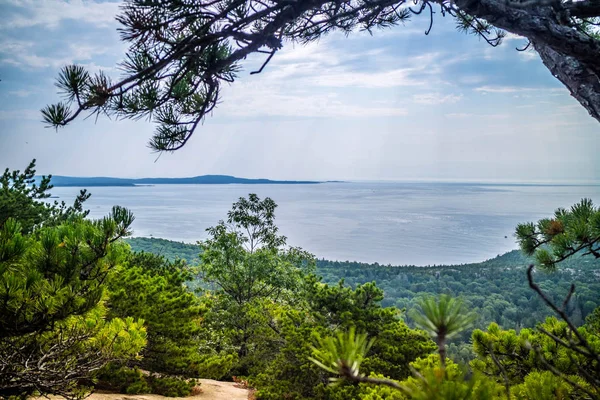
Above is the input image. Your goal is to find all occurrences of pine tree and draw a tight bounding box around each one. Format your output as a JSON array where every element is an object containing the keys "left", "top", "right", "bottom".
[
  {"left": 0, "top": 161, "right": 145, "bottom": 398},
  {"left": 0, "top": 212, "right": 146, "bottom": 399},
  {"left": 106, "top": 251, "right": 205, "bottom": 376},
  {"left": 516, "top": 198, "right": 600, "bottom": 270},
  {"left": 0, "top": 159, "right": 90, "bottom": 234}
]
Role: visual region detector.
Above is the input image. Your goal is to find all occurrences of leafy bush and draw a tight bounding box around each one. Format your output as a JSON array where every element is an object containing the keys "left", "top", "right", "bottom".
[
  {"left": 147, "top": 375, "right": 197, "bottom": 397},
  {"left": 98, "top": 364, "right": 197, "bottom": 397},
  {"left": 97, "top": 364, "right": 151, "bottom": 394},
  {"left": 196, "top": 354, "right": 238, "bottom": 380}
]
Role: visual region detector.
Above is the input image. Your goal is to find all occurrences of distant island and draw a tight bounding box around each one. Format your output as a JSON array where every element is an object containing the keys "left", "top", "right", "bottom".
[{"left": 41, "top": 175, "right": 322, "bottom": 187}]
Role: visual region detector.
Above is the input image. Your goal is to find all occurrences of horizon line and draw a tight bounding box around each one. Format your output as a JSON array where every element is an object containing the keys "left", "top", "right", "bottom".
[{"left": 39, "top": 174, "right": 600, "bottom": 187}]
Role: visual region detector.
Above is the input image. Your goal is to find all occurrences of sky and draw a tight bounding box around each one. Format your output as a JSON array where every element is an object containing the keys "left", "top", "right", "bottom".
[{"left": 0, "top": 0, "right": 598, "bottom": 183}]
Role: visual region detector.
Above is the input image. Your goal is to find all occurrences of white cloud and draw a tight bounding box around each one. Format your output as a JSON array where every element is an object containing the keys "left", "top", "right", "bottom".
[
  {"left": 7, "top": 90, "right": 33, "bottom": 97},
  {"left": 457, "top": 75, "right": 486, "bottom": 85},
  {"left": 220, "top": 84, "right": 407, "bottom": 118},
  {"left": 0, "top": 0, "right": 120, "bottom": 30},
  {"left": 218, "top": 42, "right": 445, "bottom": 117},
  {"left": 503, "top": 33, "right": 526, "bottom": 41},
  {"left": 305, "top": 52, "right": 442, "bottom": 88},
  {"left": 444, "top": 112, "right": 509, "bottom": 119},
  {"left": 0, "top": 38, "right": 117, "bottom": 69},
  {"left": 310, "top": 67, "right": 428, "bottom": 88},
  {"left": 474, "top": 85, "right": 565, "bottom": 94},
  {"left": 413, "top": 93, "right": 462, "bottom": 105}
]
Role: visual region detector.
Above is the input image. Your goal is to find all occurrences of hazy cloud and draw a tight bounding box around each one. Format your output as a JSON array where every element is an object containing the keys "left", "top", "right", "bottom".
[
  {"left": 0, "top": 0, "right": 120, "bottom": 30},
  {"left": 413, "top": 93, "right": 462, "bottom": 105},
  {"left": 474, "top": 85, "right": 566, "bottom": 94}
]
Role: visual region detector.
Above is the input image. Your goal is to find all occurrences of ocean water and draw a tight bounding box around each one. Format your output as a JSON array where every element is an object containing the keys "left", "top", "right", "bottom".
[{"left": 50, "top": 182, "right": 600, "bottom": 266}]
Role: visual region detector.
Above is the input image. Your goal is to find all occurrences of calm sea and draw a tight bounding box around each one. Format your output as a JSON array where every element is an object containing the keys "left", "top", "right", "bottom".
[{"left": 50, "top": 182, "right": 600, "bottom": 266}]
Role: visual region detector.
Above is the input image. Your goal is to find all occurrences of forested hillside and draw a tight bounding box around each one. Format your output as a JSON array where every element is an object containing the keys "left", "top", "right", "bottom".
[
  {"left": 319, "top": 252, "right": 600, "bottom": 329},
  {"left": 126, "top": 237, "right": 201, "bottom": 265},
  {"left": 127, "top": 238, "right": 600, "bottom": 336}
]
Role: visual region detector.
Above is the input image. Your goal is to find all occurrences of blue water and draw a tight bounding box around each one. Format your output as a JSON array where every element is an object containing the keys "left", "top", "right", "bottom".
[{"left": 50, "top": 182, "right": 600, "bottom": 266}]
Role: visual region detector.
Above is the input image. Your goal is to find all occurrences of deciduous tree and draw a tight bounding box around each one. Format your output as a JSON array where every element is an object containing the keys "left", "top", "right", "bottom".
[{"left": 198, "top": 194, "right": 314, "bottom": 374}]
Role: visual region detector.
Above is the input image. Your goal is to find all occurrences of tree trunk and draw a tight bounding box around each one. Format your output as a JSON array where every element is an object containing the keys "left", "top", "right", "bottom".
[
  {"left": 534, "top": 42, "right": 600, "bottom": 122},
  {"left": 437, "top": 336, "right": 447, "bottom": 368}
]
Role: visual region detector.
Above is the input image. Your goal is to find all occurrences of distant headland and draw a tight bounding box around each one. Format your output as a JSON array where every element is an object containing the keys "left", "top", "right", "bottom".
[{"left": 40, "top": 175, "right": 322, "bottom": 187}]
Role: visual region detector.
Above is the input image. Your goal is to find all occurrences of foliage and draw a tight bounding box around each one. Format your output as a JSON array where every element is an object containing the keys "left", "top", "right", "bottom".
[
  {"left": 44, "top": 0, "right": 600, "bottom": 150},
  {"left": 0, "top": 159, "right": 90, "bottom": 234},
  {"left": 310, "top": 286, "right": 599, "bottom": 399},
  {"left": 472, "top": 320, "right": 583, "bottom": 383},
  {"left": 0, "top": 207, "right": 134, "bottom": 337},
  {"left": 198, "top": 194, "right": 315, "bottom": 375},
  {"left": 398, "top": 355, "right": 504, "bottom": 400},
  {"left": 467, "top": 260, "right": 599, "bottom": 398},
  {"left": 98, "top": 364, "right": 197, "bottom": 397},
  {"left": 199, "top": 292, "right": 288, "bottom": 377},
  {"left": 106, "top": 251, "right": 205, "bottom": 377},
  {"left": 309, "top": 327, "right": 374, "bottom": 382},
  {"left": 305, "top": 277, "right": 436, "bottom": 380},
  {"left": 0, "top": 308, "right": 146, "bottom": 399},
  {"left": 98, "top": 364, "right": 151, "bottom": 394},
  {"left": 253, "top": 278, "right": 434, "bottom": 399},
  {"left": 516, "top": 198, "right": 600, "bottom": 270},
  {"left": 146, "top": 375, "right": 197, "bottom": 397},
  {"left": 308, "top": 293, "right": 494, "bottom": 396},
  {"left": 251, "top": 307, "right": 331, "bottom": 399},
  {"left": 316, "top": 250, "right": 600, "bottom": 342},
  {"left": 200, "top": 194, "right": 314, "bottom": 305},
  {"left": 410, "top": 295, "right": 476, "bottom": 366},
  {"left": 511, "top": 371, "right": 592, "bottom": 400},
  {"left": 310, "top": 344, "right": 504, "bottom": 399},
  {"left": 471, "top": 310, "right": 600, "bottom": 397},
  {"left": 586, "top": 307, "right": 600, "bottom": 334},
  {"left": 0, "top": 211, "right": 145, "bottom": 399},
  {"left": 131, "top": 237, "right": 600, "bottom": 348},
  {"left": 195, "top": 353, "right": 238, "bottom": 380},
  {"left": 124, "top": 198, "right": 600, "bottom": 399},
  {"left": 125, "top": 236, "right": 201, "bottom": 264}
]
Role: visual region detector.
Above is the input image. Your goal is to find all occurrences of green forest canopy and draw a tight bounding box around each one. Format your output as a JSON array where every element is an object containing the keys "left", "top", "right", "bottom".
[{"left": 126, "top": 237, "right": 600, "bottom": 340}]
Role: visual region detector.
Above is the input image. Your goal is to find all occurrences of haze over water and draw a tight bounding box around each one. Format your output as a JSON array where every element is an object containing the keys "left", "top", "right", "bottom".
[{"left": 51, "top": 182, "right": 600, "bottom": 266}]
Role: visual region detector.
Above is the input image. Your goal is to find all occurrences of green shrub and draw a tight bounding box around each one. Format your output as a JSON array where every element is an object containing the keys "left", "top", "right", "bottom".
[
  {"left": 98, "top": 364, "right": 151, "bottom": 394},
  {"left": 147, "top": 375, "right": 197, "bottom": 397},
  {"left": 98, "top": 364, "right": 197, "bottom": 397},
  {"left": 126, "top": 380, "right": 152, "bottom": 395},
  {"left": 197, "top": 354, "right": 238, "bottom": 380}
]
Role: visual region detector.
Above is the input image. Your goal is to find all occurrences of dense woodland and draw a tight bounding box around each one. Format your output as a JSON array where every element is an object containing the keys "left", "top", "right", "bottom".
[
  {"left": 127, "top": 237, "right": 600, "bottom": 335},
  {"left": 1, "top": 161, "right": 599, "bottom": 399},
  {"left": 127, "top": 237, "right": 202, "bottom": 265},
  {"left": 127, "top": 237, "right": 600, "bottom": 366}
]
